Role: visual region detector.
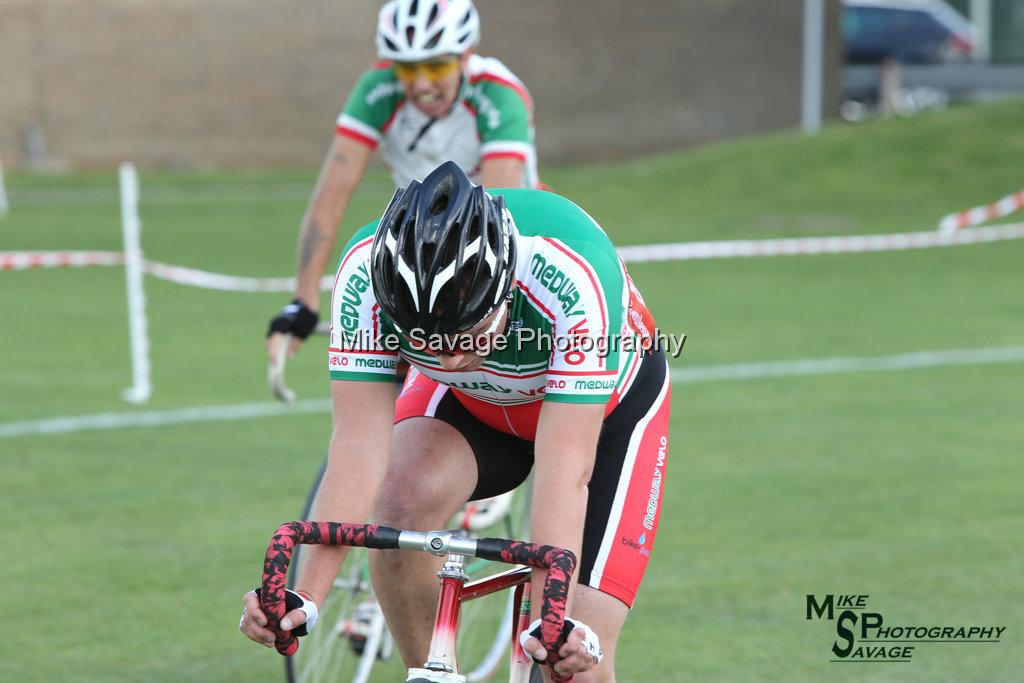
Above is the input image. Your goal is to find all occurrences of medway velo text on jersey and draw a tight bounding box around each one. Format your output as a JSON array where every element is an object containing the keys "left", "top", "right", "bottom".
[
  {"left": 335, "top": 54, "right": 540, "bottom": 190},
  {"left": 328, "top": 189, "right": 656, "bottom": 439}
]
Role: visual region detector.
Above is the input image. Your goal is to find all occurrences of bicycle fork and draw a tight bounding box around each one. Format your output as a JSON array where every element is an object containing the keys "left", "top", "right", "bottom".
[{"left": 406, "top": 553, "right": 537, "bottom": 683}]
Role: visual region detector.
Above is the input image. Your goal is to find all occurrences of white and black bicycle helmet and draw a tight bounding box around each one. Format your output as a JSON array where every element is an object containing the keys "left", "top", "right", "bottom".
[
  {"left": 376, "top": 0, "right": 480, "bottom": 62},
  {"left": 371, "top": 161, "right": 516, "bottom": 336}
]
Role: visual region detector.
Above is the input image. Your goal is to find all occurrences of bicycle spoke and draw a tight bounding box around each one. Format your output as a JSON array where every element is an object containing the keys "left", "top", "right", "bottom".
[{"left": 286, "top": 547, "right": 378, "bottom": 683}]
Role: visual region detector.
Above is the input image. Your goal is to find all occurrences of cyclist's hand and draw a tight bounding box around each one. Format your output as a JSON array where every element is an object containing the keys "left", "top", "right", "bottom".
[
  {"left": 520, "top": 618, "right": 603, "bottom": 676},
  {"left": 238, "top": 590, "right": 308, "bottom": 648},
  {"left": 266, "top": 298, "right": 319, "bottom": 361},
  {"left": 266, "top": 331, "right": 303, "bottom": 363}
]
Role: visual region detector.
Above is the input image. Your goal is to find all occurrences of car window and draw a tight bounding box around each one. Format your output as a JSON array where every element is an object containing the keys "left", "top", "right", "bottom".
[
  {"left": 888, "top": 8, "right": 929, "bottom": 34},
  {"left": 847, "top": 7, "right": 893, "bottom": 35},
  {"left": 843, "top": 6, "right": 862, "bottom": 38},
  {"left": 910, "top": 11, "right": 947, "bottom": 36},
  {"left": 845, "top": 6, "right": 947, "bottom": 36}
]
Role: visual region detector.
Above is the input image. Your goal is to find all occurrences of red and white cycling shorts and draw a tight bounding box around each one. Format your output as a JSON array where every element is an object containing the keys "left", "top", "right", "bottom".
[{"left": 394, "top": 349, "right": 672, "bottom": 608}]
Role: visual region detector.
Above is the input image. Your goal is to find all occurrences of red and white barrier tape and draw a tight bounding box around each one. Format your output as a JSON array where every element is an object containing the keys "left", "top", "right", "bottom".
[
  {"left": 0, "top": 250, "right": 124, "bottom": 271},
  {"left": 615, "top": 221, "right": 1024, "bottom": 263},
  {"left": 0, "top": 250, "right": 327, "bottom": 291},
  {"left": 938, "top": 189, "right": 1024, "bottom": 234},
  {"left": 141, "top": 261, "right": 323, "bottom": 293},
  {"left": 4, "top": 221, "right": 1024, "bottom": 286},
  {"left": 143, "top": 263, "right": 335, "bottom": 292}
]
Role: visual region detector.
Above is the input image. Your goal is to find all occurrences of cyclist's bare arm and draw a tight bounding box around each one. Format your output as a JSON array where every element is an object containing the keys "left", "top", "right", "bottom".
[
  {"left": 478, "top": 155, "right": 526, "bottom": 188},
  {"left": 266, "top": 135, "right": 373, "bottom": 360},
  {"left": 294, "top": 136, "right": 372, "bottom": 310},
  {"left": 525, "top": 401, "right": 606, "bottom": 675},
  {"left": 297, "top": 379, "right": 395, "bottom": 601},
  {"left": 240, "top": 379, "right": 394, "bottom": 645}
]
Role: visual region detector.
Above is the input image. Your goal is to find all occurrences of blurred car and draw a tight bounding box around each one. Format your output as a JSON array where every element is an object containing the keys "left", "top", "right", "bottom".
[{"left": 843, "top": 0, "right": 975, "bottom": 64}]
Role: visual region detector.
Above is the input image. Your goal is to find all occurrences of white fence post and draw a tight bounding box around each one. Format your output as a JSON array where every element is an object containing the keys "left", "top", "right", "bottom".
[
  {"left": 969, "top": 0, "right": 991, "bottom": 63},
  {"left": 119, "top": 162, "right": 153, "bottom": 404},
  {"left": 0, "top": 152, "right": 9, "bottom": 218},
  {"left": 801, "top": 0, "right": 825, "bottom": 134}
]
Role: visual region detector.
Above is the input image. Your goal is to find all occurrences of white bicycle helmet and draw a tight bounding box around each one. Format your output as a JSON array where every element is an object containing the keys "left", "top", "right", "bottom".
[{"left": 376, "top": 0, "right": 480, "bottom": 62}]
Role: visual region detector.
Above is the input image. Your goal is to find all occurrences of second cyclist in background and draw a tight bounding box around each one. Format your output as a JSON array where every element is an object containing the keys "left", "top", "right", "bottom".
[{"left": 267, "top": 0, "right": 541, "bottom": 360}]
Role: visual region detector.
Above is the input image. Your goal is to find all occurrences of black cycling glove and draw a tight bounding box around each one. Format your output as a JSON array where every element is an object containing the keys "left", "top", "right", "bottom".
[{"left": 267, "top": 298, "right": 319, "bottom": 339}]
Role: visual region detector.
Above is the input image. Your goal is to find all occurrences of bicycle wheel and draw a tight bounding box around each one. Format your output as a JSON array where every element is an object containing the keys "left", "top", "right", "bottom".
[
  {"left": 458, "top": 478, "right": 533, "bottom": 682},
  {"left": 285, "top": 460, "right": 398, "bottom": 683}
]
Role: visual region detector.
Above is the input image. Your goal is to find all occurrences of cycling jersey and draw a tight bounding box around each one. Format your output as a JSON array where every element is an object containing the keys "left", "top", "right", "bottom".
[
  {"left": 328, "top": 188, "right": 655, "bottom": 440},
  {"left": 336, "top": 54, "right": 539, "bottom": 189}
]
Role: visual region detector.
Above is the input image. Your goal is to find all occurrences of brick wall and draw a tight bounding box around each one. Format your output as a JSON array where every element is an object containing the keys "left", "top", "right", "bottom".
[{"left": 0, "top": 0, "right": 842, "bottom": 169}]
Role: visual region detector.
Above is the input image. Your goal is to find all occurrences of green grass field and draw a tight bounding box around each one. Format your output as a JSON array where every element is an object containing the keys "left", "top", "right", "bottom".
[{"left": 2, "top": 100, "right": 1023, "bottom": 682}]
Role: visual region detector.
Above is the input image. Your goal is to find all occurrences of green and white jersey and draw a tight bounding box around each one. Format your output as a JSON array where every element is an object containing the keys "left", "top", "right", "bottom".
[
  {"left": 336, "top": 54, "right": 539, "bottom": 189},
  {"left": 328, "top": 189, "right": 654, "bottom": 436}
]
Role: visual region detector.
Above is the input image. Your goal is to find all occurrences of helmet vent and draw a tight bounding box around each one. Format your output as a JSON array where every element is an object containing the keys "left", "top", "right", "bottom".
[
  {"left": 406, "top": 26, "right": 417, "bottom": 45},
  {"left": 392, "top": 209, "right": 407, "bottom": 234},
  {"left": 467, "top": 215, "right": 482, "bottom": 242},
  {"left": 384, "top": 36, "right": 398, "bottom": 51},
  {"left": 429, "top": 193, "right": 449, "bottom": 215},
  {"left": 484, "top": 219, "right": 498, "bottom": 251},
  {"left": 426, "top": 4, "right": 439, "bottom": 27},
  {"left": 395, "top": 274, "right": 418, "bottom": 319},
  {"left": 401, "top": 241, "right": 418, "bottom": 271},
  {"left": 420, "top": 242, "right": 436, "bottom": 266},
  {"left": 458, "top": 9, "right": 472, "bottom": 28},
  {"left": 424, "top": 29, "right": 443, "bottom": 50},
  {"left": 436, "top": 232, "right": 459, "bottom": 266},
  {"left": 456, "top": 258, "right": 480, "bottom": 297},
  {"left": 409, "top": 0, "right": 419, "bottom": 16}
]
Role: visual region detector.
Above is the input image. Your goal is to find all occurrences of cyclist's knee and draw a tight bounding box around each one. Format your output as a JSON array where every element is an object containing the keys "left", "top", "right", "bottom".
[
  {"left": 372, "top": 469, "right": 462, "bottom": 529},
  {"left": 373, "top": 483, "right": 438, "bottom": 529},
  {"left": 373, "top": 419, "right": 477, "bottom": 527}
]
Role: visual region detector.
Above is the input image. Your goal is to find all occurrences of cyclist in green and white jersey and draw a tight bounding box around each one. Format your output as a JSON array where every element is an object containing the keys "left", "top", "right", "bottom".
[
  {"left": 243, "top": 162, "right": 672, "bottom": 681},
  {"left": 266, "top": 0, "right": 539, "bottom": 362}
]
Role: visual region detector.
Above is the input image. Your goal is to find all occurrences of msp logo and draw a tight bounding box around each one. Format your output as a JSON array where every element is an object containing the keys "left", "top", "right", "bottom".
[{"left": 806, "top": 594, "right": 1006, "bottom": 663}]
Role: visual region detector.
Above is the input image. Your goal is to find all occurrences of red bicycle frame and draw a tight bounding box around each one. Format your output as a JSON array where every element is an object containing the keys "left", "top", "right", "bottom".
[{"left": 425, "top": 563, "right": 536, "bottom": 680}]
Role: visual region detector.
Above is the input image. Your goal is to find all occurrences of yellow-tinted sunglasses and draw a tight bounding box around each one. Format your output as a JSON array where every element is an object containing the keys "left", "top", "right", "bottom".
[{"left": 394, "top": 56, "right": 460, "bottom": 84}]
